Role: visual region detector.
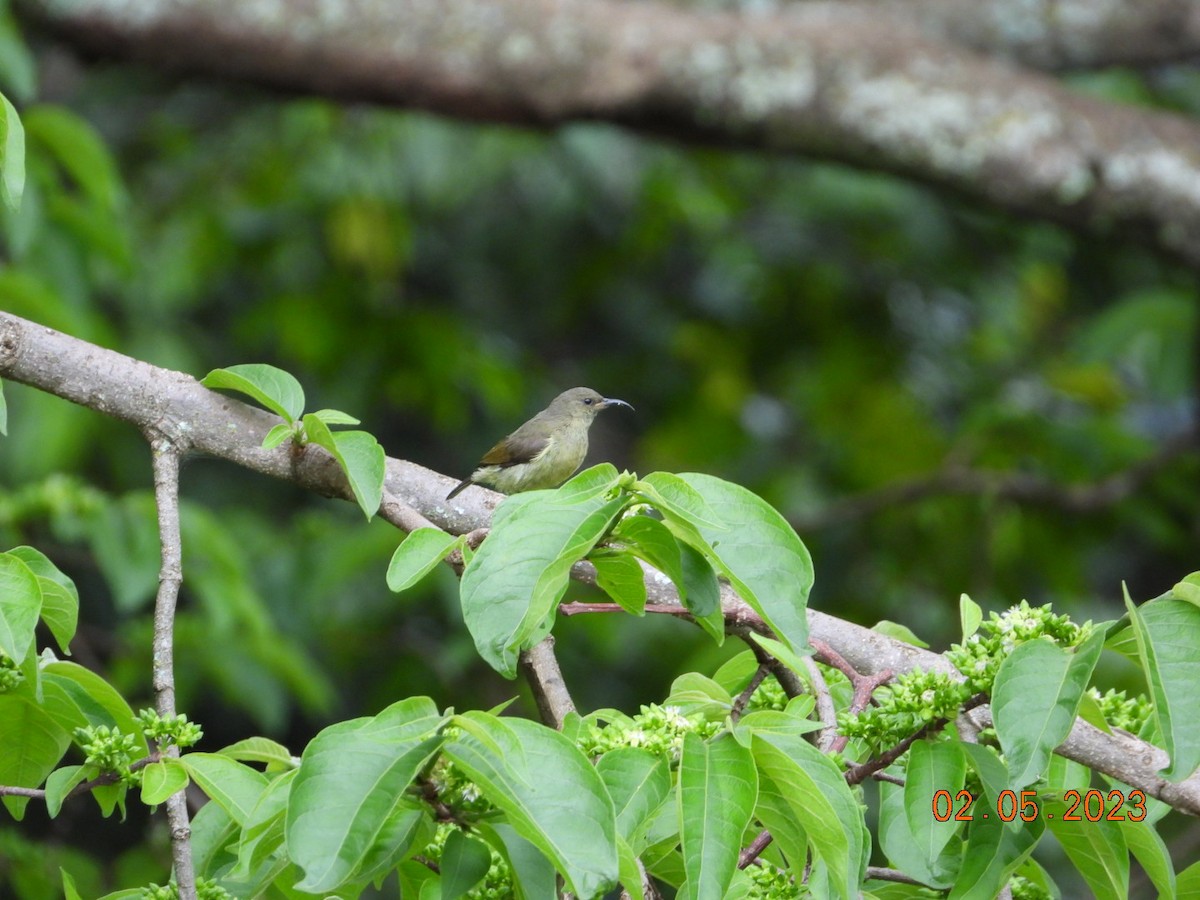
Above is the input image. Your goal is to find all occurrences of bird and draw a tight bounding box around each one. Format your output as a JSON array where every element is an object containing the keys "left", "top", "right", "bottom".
[{"left": 446, "top": 387, "right": 633, "bottom": 500}]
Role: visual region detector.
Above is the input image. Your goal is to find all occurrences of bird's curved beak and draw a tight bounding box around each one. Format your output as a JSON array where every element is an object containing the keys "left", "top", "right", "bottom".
[{"left": 599, "top": 397, "right": 634, "bottom": 411}]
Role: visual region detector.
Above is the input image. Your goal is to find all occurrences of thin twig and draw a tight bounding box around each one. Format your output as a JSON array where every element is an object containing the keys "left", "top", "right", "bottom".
[
  {"left": 865, "top": 866, "right": 928, "bottom": 886},
  {"left": 148, "top": 438, "right": 197, "bottom": 900},
  {"left": 0, "top": 752, "right": 164, "bottom": 801},
  {"left": 801, "top": 655, "right": 838, "bottom": 752},
  {"left": 518, "top": 636, "right": 576, "bottom": 729},
  {"left": 730, "top": 663, "right": 769, "bottom": 723},
  {"left": 737, "top": 829, "right": 775, "bottom": 869}
]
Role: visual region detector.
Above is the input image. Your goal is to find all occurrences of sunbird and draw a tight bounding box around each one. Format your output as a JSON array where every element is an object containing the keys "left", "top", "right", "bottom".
[{"left": 446, "top": 387, "right": 633, "bottom": 500}]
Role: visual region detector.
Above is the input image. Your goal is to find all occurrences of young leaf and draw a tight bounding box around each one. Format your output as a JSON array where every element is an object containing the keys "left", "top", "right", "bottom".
[
  {"left": 751, "top": 732, "right": 867, "bottom": 899},
  {"left": 960, "top": 594, "right": 983, "bottom": 642},
  {"left": 286, "top": 696, "right": 445, "bottom": 892},
  {"left": 441, "top": 829, "right": 493, "bottom": 900},
  {"left": 261, "top": 422, "right": 294, "bottom": 450},
  {"left": 873, "top": 620, "right": 929, "bottom": 648},
  {"left": 1, "top": 92, "right": 24, "bottom": 211},
  {"left": 877, "top": 779, "right": 959, "bottom": 889},
  {"left": 140, "top": 758, "right": 190, "bottom": 806},
  {"left": 459, "top": 469, "right": 628, "bottom": 677},
  {"left": 1124, "top": 589, "right": 1200, "bottom": 781},
  {"left": 678, "top": 732, "right": 758, "bottom": 900},
  {"left": 217, "top": 736, "right": 296, "bottom": 769},
  {"left": 948, "top": 813, "right": 1043, "bottom": 900},
  {"left": 445, "top": 711, "right": 619, "bottom": 899},
  {"left": 0, "top": 551, "right": 40, "bottom": 662},
  {"left": 231, "top": 769, "right": 294, "bottom": 880},
  {"left": 310, "top": 408, "right": 361, "bottom": 426},
  {"left": 201, "top": 364, "right": 305, "bottom": 423},
  {"left": 387, "top": 528, "right": 461, "bottom": 592},
  {"left": 1043, "top": 798, "right": 1128, "bottom": 899},
  {"left": 591, "top": 551, "right": 647, "bottom": 615},
  {"left": 44, "top": 764, "right": 87, "bottom": 818},
  {"left": 183, "top": 753, "right": 268, "bottom": 826},
  {"left": 308, "top": 418, "right": 386, "bottom": 519},
  {"left": 992, "top": 631, "right": 1104, "bottom": 789}
]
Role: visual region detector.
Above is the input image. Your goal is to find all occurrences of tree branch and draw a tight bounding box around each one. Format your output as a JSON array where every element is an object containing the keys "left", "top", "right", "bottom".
[
  {"left": 18, "top": 0, "right": 1200, "bottom": 271},
  {"left": 2, "top": 310, "right": 1198, "bottom": 816}
]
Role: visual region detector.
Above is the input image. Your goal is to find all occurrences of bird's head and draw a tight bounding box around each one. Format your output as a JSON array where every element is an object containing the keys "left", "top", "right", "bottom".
[{"left": 552, "top": 387, "right": 634, "bottom": 420}]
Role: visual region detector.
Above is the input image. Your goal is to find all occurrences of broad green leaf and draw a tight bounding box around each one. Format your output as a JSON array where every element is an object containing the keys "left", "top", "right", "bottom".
[
  {"left": 960, "top": 594, "right": 983, "bottom": 642},
  {"left": 678, "top": 539, "right": 723, "bottom": 643},
  {"left": 183, "top": 753, "right": 268, "bottom": 825},
  {"left": 872, "top": 620, "right": 929, "bottom": 648},
  {"left": 1044, "top": 797, "right": 1128, "bottom": 899},
  {"left": 460, "top": 469, "right": 628, "bottom": 677},
  {"left": 286, "top": 696, "right": 445, "bottom": 892},
  {"left": 617, "top": 836, "right": 646, "bottom": 900},
  {"left": 231, "top": 769, "right": 295, "bottom": 879},
  {"left": 877, "top": 779, "right": 959, "bottom": 889},
  {"left": 636, "top": 473, "right": 725, "bottom": 531},
  {"left": 0, "top": 552, "right": 40, "bottom": 661},
  {"left": 482, "top": 821, "right": 559, "bottom": 900},
  {"left": 218, "top": 736, "right": 296, "bottom": 770},
  {"left": 591, "top": 551, "right": 647, "bottom": 615},
  {"left": 387, "top": 528, "right": 460, "bottom": 592},
  {"left": 678, "top": 732, "right": 757, "bottom": 900},
  {"left": 348, "top": 802, "right": 432, "bottom": 886},
  {"left": 665, "top": 672, "right": 732, "bottom": 718},
  {"left": 202, "top": 364, "right": 305, "bottom": 423},
  {"left": 948, "top": 813, "right": 1043, "bottom": 900},
  {"left": 596, "top": 748, "right": 672, "bottom": 848},
  {"left": 311, "top": 408, "right": 361, "bottom": 426},
  {"left": 441, "top": 829, "right": 493, "bottom": 900},
  {"left": 446, "top": 711, "right": 618, "bottom": 899},
  {"left": 1124, "top": 590, "right": 1200, "bottom": 780},
  {"left": 41, "top": 661, "right": 140, "bottom": 740},
  {"left": 751, "top": 732, "right": 866, "bottom": 899},
  {"left": 753, "top": 772, "right": 809, "bottom": 871},
  {"left": 1171, "top": 571, "right": 1200, "bottom": 607},
  {"left": 24, "top": 106, "right": 121, "bottom": 210},
  {"left": 1, "top": 92, "right": 24, "bottom": 210},
  {"left": 904, "top": 740, "right": 966, "bottom": 865},
  {"left": 1178, "top": 859, "right": 1200, "bottom": 896},
  {"left": 992, "top": 631, "right": 1104, "bottom": 789},
  {"left": 959, "top": 743, "right": 1010, "bottom": 811},
  {"left": 140, "top": 758, "right": 190, "bottom": 806},
  {"left": 0, "top": 693, "right": 71, "bottom": 819},
  {"left": 611, "top": 514, "right": 687, "bottom": 601},
  {"left": 1120, "top": 818, "right": 1176, "bottom": 900},
  {"left": 9, "top": 546, "right": 79, "bottom": 654},
  {"left": 670, "top": 473, "right": 813, "bottom": 653},
  {"left": 302, "top": 416, "right": 386, "bottom": 519}
]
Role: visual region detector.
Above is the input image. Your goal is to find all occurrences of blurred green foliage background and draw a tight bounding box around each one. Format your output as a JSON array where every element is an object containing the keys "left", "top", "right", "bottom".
[{"left": 0, "top": 13, "right": 1197, "bottom": 891}]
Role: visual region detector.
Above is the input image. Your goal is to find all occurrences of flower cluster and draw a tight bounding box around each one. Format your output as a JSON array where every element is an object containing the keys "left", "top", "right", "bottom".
[
  {"left": 947, "top": 600, "right": 1090, "bottom": 694},
  {"left": 1089, "top": 687, "right": 1153, "bottom": 734},
  {"left": 0, "top": 651, "right": 23, "bottom": 692},
  {"left": 837, "top": 670, "right": 971, "bottom": 751},
  {"left": 137, "top": 709, "right": 204, "bottom": 749},
  {"left": 745, "top": 862, "right": 805, "bottom": 898},
  {"left": 577, "top": 703, "right": 722, "bottom": 760},
  {"left": 139, "top": 877, "right": 233, "bottom": 899},
  {"left": 75, "top": 725, "right": 143, "bottom": 785}
]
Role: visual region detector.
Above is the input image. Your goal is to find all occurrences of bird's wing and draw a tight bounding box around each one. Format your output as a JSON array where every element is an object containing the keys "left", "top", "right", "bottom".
[{"left": 478, "top": 431, "right": 553, "bottom": 468}]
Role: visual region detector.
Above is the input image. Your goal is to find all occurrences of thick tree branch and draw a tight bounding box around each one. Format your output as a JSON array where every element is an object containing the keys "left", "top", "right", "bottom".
[
  {"left": 19, "top": 0, "right": 1200, "bottom": 271},
  {"left": 2, "top": 311, "right": 1198, "bottom": 817}
]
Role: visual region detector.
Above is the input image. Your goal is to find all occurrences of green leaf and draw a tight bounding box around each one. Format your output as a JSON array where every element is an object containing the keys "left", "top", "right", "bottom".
[
  {"left": 678, "top": 539, "right": 723, "bottom": 643},
  {"left": 217, "top": 736, "right": 296, "bottom": 770},
  {"left": 24, "top": 105, "right": 122, "bottom": 210},
  {"left": 872, "top": 620, "right": 929, "bottom": 647},
  {"left": 182, "top": 753, "right": 268, "bottom": 826},
  {"left": 746, "top": 633, "right": 813, "bottom": 687},
  {"left": 0, "top": 552, "right": 40, "bottom": 661},
  {"left": 330, "top": 429, "right": 386, "bottom": 519},
  {"left": 310, "top": 408, "right": 361, "bottom": 426},
  {"left": 904, "top": 740, "right": 966, "bottom": 865},
  {"left": 1124, "top": 590, "right": 1200, "bottom": 780},
  {"left": 877, "top": 779, "right": 959, "bottom": 889},
  {"left": 1, "top": 92, "right": 25, "bottom": 210},
  {"left": 460, "top": 470, "right": 628, "bottom": 677},
  {"left": 1179, "top": 859, "right": 1200, "bottom": 897},
  {"left": 665, "top": 672, "right": 733, "bottom": 718},
  {"left": 611, "top": 514, "right": 687, "bottom": 599},
  {"left": 483, "top": 821, "right": 559, "bottom": 900},
  {"left": 445, "top": 711, "right": 618, "bottom": 899},
  {"left": 261, "top": 422, "right": 294, "bottom": 450},
  {"left": 387, "top": 528, "right": 461, "bottom": 592},
  {"left": 992, "top": 631, "right": 1104, "bottom": 789},
  {"left": 596, "top": 748, "right": 672, "bottom": 848},
  {"left": 591, "top": 550, "right": 647, "bottom": 615},
  {"left": 441, "top": 829, "right": 493, "bottom": 900},
  {"left": 960, "top": 594, "right": 983, "bottom": 642},
  {"left": 9, "top": 545, "right": 79, "bottom": 654},
  {"left": 0, "top": 693, "right": 71, "bottom": 820},
  {"left": 44, "top": 764, "right": 86, "bottom": 818},
  {"left": 751, "top": 732, "right": 866, "bottom": 899},
  {"left": 658, "top": 473, "right": 812, "bottom": 653},
  {"left": 948, "top": 813, "right": 1043, "bottom": 900},
  {"left": 678, "top": 732, "right": 757, "bottom": 900},
  {"left": 1044, "top": 797, "right": 1128, "bottom": 899},
  {"left": 231, "top": 769, "right": 294, "bottom": 880},
  {"left": 201, "top": 364, "right": 305, "bottom": 423},
  {"left": 1171, "top": 571, "right": 1200, "bottom": 607},
  {"left": 40, "top": 660, "right": 140, "bottom": 739},
  {"left": 140, "top": 758, "right": 190, "bottom": 806},
  {"left": 1120, "top": 818, "right": 1175, "bottom": 900},
  {"left": 286, "top": 696, "right": 445, "bottom": 892}
]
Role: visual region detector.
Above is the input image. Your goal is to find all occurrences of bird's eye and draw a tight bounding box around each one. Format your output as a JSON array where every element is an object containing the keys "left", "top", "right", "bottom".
[{"left": 583, "top": 397, "right": 594, "bottom": 405}]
